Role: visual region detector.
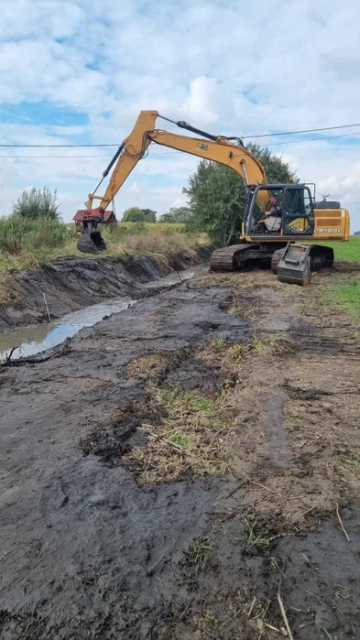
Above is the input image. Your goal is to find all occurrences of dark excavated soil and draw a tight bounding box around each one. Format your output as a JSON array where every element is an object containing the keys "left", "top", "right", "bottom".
[
  {"left": 0, "top": 248, "right": 211, "bottom": 330},
  {"left": 0, "top": 265, "right": 360, "bottom": 639}
]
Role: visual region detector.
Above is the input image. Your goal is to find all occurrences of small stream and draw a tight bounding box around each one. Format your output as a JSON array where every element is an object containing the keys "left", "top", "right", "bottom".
[{"left": 0, "top": 267, "right": 200, "bottom": 362}]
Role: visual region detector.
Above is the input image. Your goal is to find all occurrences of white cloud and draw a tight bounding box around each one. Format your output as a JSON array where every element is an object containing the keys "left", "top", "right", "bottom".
[{"left": 0, "top": 0, "right": 360, "bottom": 229}]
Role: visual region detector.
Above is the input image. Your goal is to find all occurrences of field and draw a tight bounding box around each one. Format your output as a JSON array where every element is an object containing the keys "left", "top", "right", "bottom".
[
  {"left": 319, "top": 237, "right": 360, "bottom": 315},
  {"left": 319, "top": 235, "right": 360, "bottom": 262}
]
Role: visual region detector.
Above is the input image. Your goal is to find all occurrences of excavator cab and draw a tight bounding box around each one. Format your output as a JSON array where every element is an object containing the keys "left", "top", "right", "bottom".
[{"left": 245, "top": 184, "right": 315, "bottom": 239}]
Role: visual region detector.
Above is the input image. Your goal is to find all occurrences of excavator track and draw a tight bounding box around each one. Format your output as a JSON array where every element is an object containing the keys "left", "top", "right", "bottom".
[{"left": 209, "top": 245, "right": 251, "bottom": 272}]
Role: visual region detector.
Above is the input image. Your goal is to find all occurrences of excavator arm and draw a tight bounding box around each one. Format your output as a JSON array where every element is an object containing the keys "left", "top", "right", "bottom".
[{"left": 85, "top": 110, "right": 268, "bottom": 211}]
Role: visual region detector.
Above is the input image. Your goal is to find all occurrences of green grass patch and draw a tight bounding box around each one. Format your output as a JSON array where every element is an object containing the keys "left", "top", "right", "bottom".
[
  {"left": 158, "top": 384, "right": 216, "bottom": 413},
  {"left": 245, "top": 520, "right": 271, "bottom": 551},
  {"left": 212, "top": 336, "right": 226, "bottom": 350},
  {"left": 317, "top": 236, "right": 360, "bottom": 263},
  {"left": 325, "top": 277, "right": 360, "bottom": 316},
  {"left": 126, "top": 382, "right": 232, "bottom": 484},
  {"left": 118, "top": 221, "right": 186, "bottom": 234}
]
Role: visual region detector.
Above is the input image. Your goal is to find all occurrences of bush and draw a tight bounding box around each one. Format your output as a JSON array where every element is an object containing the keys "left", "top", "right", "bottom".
[
  {"left": 12, "top": 187, "right": 60, "bottom": 220},
  {"left": 0, "top": 217, "right": 67, "bottom": 254}
]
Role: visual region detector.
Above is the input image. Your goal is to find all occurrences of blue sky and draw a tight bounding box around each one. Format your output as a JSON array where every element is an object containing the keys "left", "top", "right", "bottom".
[{"left": 1, "top": 0, "right": 360, "bottom": 229}]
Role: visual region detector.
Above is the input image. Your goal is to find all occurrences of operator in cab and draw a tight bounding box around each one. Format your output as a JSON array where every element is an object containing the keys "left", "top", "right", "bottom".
[
  {"left": 258, "top": 192, "right": 282, "bottom": 232},
  {"left": 265, "top": 193, "right": 282, "bottom": 218}
]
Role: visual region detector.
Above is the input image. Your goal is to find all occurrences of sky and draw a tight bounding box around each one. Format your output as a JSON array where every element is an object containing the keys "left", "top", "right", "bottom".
[{"left": 1, "top": 0, "right": 360, "bottom": 230}]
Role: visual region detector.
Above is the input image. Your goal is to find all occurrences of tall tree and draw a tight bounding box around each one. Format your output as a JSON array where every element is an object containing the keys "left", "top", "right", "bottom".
[{"left": 184, "top": 144, "right": 295, "bottom": 245}]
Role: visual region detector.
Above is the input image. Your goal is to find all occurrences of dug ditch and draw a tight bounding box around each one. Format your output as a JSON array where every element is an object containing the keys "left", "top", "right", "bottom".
[
  {"left": 0, "top": 266, "right": 360, "bottom": 639},
  {"left": 0, "top": 248, "right": 211, "bottom": 331},
  {"left": 0, "top": 266, "right": 200, "bottom": 361}
]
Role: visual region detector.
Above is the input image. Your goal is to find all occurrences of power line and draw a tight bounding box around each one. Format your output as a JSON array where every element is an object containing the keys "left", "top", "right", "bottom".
[
  {"left": 1, "top": 121, "right": 360, "bottom": 148},
  {"left": 0, "top": 143, "right": 120, "bottom": 148},
  {"left": 1, "top": 130, "right": 360, "bottom": 160},
  {"left": 266, "top": 131, "right": 360, "bottom": 146},
  {"left": 243, "top": 122, "right": 360, "bottom": 139},
  {"left": 0, "top": 154, "right": 112, "bottom": 159},
  {"left": 0, "top": 151, "right": 181, "bottom": 159}
]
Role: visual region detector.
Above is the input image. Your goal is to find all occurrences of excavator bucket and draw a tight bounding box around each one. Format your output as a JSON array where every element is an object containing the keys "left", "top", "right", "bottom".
[
  {"left": 276, "top": 243, "right": 313, "bottom": 286},
  {"left": 77, "top": 227, "right": 107, "bottom": 254},
  {"left": 75, "top": 208, "right": 107, "bottom": 254}
]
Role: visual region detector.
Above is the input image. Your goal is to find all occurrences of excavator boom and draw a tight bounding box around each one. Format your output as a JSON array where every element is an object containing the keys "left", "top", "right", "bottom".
[{"left": 86, "top": 110, "right": 267, "bottom": 212}]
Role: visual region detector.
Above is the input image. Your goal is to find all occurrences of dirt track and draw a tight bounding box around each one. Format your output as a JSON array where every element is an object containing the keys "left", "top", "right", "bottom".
[{"left": 1, "top": 262, "right": 360, "bottom": 639}]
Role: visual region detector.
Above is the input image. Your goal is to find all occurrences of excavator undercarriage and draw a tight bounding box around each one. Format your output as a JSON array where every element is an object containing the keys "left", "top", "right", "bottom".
[
  {"left": 209, "top": 244, "right": 282, "bottom": 272},
  {"left": 209, "top": 242, "right": 335, "bottom": 275}
]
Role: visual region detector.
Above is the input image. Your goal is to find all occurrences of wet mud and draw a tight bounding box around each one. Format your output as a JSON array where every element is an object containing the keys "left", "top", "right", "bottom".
[
  {"left": 1, "top": 263, "right": 360, "bottom": 639},
  {"left": 0, "top": 248, "right": 211, "bottom": 330}
]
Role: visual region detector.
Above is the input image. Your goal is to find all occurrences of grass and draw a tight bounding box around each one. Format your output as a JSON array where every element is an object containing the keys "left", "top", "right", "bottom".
[
  {"left": 101, "top": 222, "right": 206, "bottom": 255},
  {"left": 213, "top": 337, "right": 289, "bottom": 362},
  {"left": 116, "top": 221, "right": 187, "bottom": 234},
  {"left": 126, "top": 383, "right": 232, "bottom": 484},
  {"left": 340, "top": 456, "right": 360, "bottom": 475},
  {"left": 318, "top": 236, "right": 360, "bottom": 263},
  {"left": 325, "top": 277, "right": 360, "bottom": 316},
  {"left": 127, "top": 354, "right": 168, "bottom": 378},
  {"left": 245, "top": 520, "right": 271, "bottom": 551},
  {"left": 212, "top": 336, "right": 226, "bottom": 350},
  {"left": 125, "top": 337, "right": 291, "bottom": 485},
  {"left": 191, "top": 537, "right": 213, "bottom": 565},
  {"left": 0, "top": 217, "right": 207, "bottom": 271},
  {"left": 159, "top": 385, "right": 215, "bottom": 412}
]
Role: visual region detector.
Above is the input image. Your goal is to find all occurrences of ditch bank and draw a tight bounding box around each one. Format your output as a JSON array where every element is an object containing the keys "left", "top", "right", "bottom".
[{"left": 0, "top": 247, "right": 212, "bottom": 331}]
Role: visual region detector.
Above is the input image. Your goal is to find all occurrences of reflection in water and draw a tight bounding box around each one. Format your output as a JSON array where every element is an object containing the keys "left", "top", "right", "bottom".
[{"left": 0, "top": 298, "right": 135, "bottom": 362}]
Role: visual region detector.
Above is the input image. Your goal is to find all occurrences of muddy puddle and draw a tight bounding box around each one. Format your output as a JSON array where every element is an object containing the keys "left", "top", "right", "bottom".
[{"left": 0, "top": 267, "right": 200, "bottom": 362}]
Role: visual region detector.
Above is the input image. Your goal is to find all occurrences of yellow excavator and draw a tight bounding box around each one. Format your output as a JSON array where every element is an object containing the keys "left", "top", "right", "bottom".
[{"left": 76, "top": 110, "right": 350, "bottom": 280}]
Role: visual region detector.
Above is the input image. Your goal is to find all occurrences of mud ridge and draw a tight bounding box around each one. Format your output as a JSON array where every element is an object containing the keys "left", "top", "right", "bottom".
[{"left": 0, "top": 246, "right": 212, "bottom": 330}]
